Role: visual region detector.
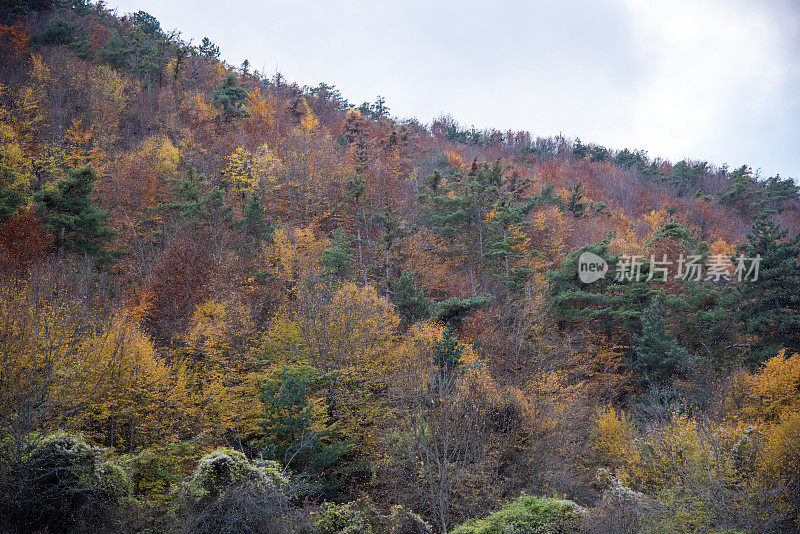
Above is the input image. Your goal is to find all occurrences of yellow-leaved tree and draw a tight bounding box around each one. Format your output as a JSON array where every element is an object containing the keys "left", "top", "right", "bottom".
[
  {"left": 84, "top": 63, "right": 130, "bottom": 149},
  {"left": 588, "top": 350, "right": 800, "bottom": 532},
  {"left": 281, "top": 98, "right": 347, "bottom": 221},
  {"left": 529, "top": 206, "right": 570, "bottom": 272},
  {"left": 389, "top": 321, "right": 513, "bottom": 532},
  {"left": 63, "top": 118, "right": 99, "bottom": 168},
  {"left": 81, "top": 316, "right": 169, "bottom": 449},
  {"left": 180, "top": 296, "right": 261, "bottom": 447},
  {"left": 296, "top": 281, "right": 399, "bottom": 443},
  {"left": 13, "top": 54, "right": 49, "bottom": 155},
  {"left": 742, "top": 349, "right": 800, "bottom": 424},
  {"left": 223, "top": 143, "right": 283, "bottom": 206},
  {"left": 0, "top": 89, "right": 29, "bottom": 200},
  {"left": 0, "top": 278, "right": 97, "bottom": 436},
  {"left": 738, "top": 350, "right": 800, "bottom": 524},
  {"left": 264, "top": 223, "right": 330, "bottom": 289}
]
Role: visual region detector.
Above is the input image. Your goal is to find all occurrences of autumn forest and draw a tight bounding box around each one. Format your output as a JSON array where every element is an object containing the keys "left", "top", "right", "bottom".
[{"left": 1, "top": 1, "right": 799, "bottom": 533}]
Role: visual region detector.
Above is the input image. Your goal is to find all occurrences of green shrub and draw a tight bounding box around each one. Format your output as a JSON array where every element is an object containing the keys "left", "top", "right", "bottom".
[
  {"left": 0, "top": 432, "right": 129, "bottom": 533},
  {"left": 451, "top": 494, "right": 586, "bottom": 534},
  {"left": 311, "top": 497, "right": 431, "bottom": 534},
  {"left": 131, "top": 450, "right": 182, "bottom": 498},
  {"left": 181, "top": 481, "right": 309, "bottom": 534},
  {"left": 95, "top": 458, "right": 132, "bottom": 503},
  {"left": 313, "top": 501, "right": 373, "bottom": 534},
  {"left": 181, "top": 449, "right": 302, "bottom": 533},
  {"left": 388, "top": 504, "right": 432, "bottom": 534},
  {"left": 187, "top": 448, "right": 288, "bottom": 501},
  {"left": 129, "top": 439, "right": 201, "bottom": 499}
]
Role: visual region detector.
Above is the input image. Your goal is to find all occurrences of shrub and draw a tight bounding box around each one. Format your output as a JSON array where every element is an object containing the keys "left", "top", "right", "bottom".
[
  {"left": 129, "top": 440, "right": 202, "bottom": 500},
  {"left": 181, "top": 448, "right": 302, "bottom": 534},
  {"left": 387, "top": 504, "right": 432, "bottom": 534},
  {"left": 0, "top": 432, "right": 129, "bottom": 533},
  {"left": 181, "top": 481, "right": 309, "bottom": 534},
  {"left": 450, "top": 494, "right": 586, "bottom": 534},
  {"left": 95, "top": 459, "right": 132, "bottom": 503},
  {"left": 312, "top": 497, "right": 432, "bottom": 534},
  {"left": 131, "top": 450, "right": 182, "bottom": 499},
  {"left": 582, "top": 469, "right": 649, "bottom": 534},
  {"left": 26, "top": 432, "right": 98, "bottom": 526},
  {"left": 313, "top": 501, "right": 373, "bottom": 534},
  {"left": 595, "top": 406, "right": 636, "bottom": 465},
  {"left": 187, "top": 448, "right": 287, "bottom": 501}
]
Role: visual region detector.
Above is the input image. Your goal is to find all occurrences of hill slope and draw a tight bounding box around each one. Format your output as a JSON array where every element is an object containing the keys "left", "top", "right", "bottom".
[{"left": 1, "top": 2, "right": 799, "bottom": 533}]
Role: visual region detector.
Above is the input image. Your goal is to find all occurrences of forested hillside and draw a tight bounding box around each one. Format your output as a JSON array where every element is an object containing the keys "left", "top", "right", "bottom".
[{"left": 1, "top": 1, "right": 800, "bottom": 533}]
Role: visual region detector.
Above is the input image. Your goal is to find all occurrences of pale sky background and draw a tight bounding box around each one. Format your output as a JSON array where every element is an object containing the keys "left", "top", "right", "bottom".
[{"left": 107, "top": 0, "right": 800, "bottom": 180}]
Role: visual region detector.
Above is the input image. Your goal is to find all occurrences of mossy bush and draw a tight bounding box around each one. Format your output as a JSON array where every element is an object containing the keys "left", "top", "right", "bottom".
[
  {"left": 95, "top": 458, "right": 132, "bottom": 502},
  {"left": 180, "top": 448, "right": 304, "bottom": 534},
  {"left": 187, "top": 448, "right": 287, "bottom": 501},
  {"left": 387, "top": 504, "right": 432, "bottom": 534},
  {"left": 181, "top": 481, "right": 310, "bottom": 534},
  {"left": 312, "top": 499, "right": 432, "bottom": 534},
  {"left": 451, "top": 494, "right": 586, "bottom": 534},
  {"left": 314, "top": 501, "right": 373, "bottom": 534},
  {"left": 0, "top": 432, "right": 131, "bottom": 532}
]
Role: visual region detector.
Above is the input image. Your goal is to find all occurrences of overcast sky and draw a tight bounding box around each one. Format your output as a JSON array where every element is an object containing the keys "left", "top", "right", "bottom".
[{"left": 107, "top": 0, "right": 800, "bottom": 180}]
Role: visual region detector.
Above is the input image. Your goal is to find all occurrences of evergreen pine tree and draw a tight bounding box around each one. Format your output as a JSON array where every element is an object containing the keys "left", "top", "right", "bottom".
[
  {"left": 0, "top": 167, "right": 22, "bottom": 222},
  {"left": 629, "top": 301, "right": 692, "bottom": 384},
  {"left": 33, "top": 165, "right": 118, "bottom": 262},
  {"left": 718, "top": 165, "right": 760, "bottom": 214},
  {"left": 572, "top": 138, "right": 588, "bottom": 159},
  {"left": 373, "top": 205, "right": 407, "bottom": 293},
  {"left": 131, "top": 11, "right": 162, "bottom": 36},
  {"left": 565, "top": 181, "right": 588, "bottom": 218},
  {"left": 238, "top": 191, "right": 274, "bottom": 243},
  {"left": 432, "top": 295, "right": 494, "bottom": 328},
  {"left": 213, "top": 74, "right": 248, "bottom": 118},
  {"left": 198, "top": 37, "right": 220, "bottom": 58},
  {"left": 419, "top": 161, "right": 506, "bottom": 292},
  {"left": 391, "top": 270, "right": 432, "bottom": 327},
  {"left": 320, "top": 228, "right": 353, "bottom": 279},
  {"left": 549, "top": 240, "right": 660, "bottom": 337},
  {"left": 258, "top": 368, "right": 350, "bottom": 498},
  {"left": 99, "top": 29, "right": 128, "bottom": 68},
  {"left": 483, "top": 195, "right": 533, "bottom": 288},
  {"left": 734, "top": 215, "right": 800, "bottom": 364},
  {"left": 432, "top": 327, "right": 463, "bottom": 391},
  {"left": 663, "top": 281, "right": 734, "bottom": 363},
  {"left": 162, "top": 167, "right": 233, "bottom": 227}
]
